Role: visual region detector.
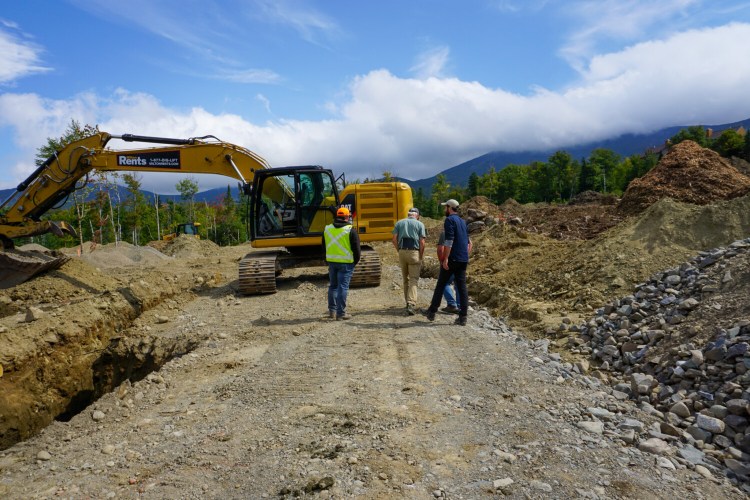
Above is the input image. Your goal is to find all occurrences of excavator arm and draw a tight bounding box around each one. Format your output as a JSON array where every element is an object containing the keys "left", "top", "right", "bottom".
[
  {"left": 0, "top": 132, "right": 272, "bottom": 245},
  {"left": 0, "top": 132, "right": 274, "bottom": 287}
]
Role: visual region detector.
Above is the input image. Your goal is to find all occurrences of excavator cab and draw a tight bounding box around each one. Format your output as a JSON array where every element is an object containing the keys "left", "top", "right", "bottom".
[{"left": 251, "top": 166, "right": 338, "bottom": 243}]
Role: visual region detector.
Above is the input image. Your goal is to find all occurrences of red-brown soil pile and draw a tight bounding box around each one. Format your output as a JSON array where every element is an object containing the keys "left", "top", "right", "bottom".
[{"left": 618, "top": 140, "right": 750, "bottom": 214}]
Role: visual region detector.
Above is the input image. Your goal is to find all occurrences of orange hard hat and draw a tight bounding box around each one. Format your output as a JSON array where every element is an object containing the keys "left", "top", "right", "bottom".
[{"left": 336, "top": 206, "right": 350, "bottom": 218}]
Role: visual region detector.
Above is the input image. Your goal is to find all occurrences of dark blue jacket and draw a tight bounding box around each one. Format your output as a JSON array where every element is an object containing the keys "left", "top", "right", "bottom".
[{"left": 444, "top": 213, "right": 469, "bottom": 263}]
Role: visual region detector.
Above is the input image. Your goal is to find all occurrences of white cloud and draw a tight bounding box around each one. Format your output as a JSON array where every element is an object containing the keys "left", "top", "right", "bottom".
[
  {"left": 218, "top": 69, "right": 282, "bottom": 85},
  {"left": 560, "top": 0, "right": 698, "bottom": 70},
  {"left": 251, "top": 0, "right": 340, "bottom": 44},
  {"left": 0, "top": 25, "right": 51, "bottom": 83},
  {"left": 410, "top": 46, "right": 451, "bottom": 79},
  {"left": 2, "top": 23, "right": 750, "bottom": 192}
]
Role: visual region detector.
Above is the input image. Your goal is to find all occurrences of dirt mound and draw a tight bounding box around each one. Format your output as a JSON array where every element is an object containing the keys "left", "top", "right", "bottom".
[
  {"left": 618, "top": 140, "right": 750, "bottom": 214},
  {"left": 59, "top": 241, "right": 171, "bottom": 269},
  {"left": 459, "top": 196, "right": 501, "bottom": 215},
  {"left": 161, "top": 235, "right": 221, "bottom": 258}
]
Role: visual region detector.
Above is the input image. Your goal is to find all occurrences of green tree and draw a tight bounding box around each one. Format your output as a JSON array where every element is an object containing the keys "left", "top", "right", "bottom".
[
  {"left": 176, "top": 177, "right": 199, "bottom": 221},
  {"left": 412, "top": 188, "right": 432, "bottom": 218},
  {"left": 548, "top": 151, "right": 576, "bottom": 201},
  {"left": 577, "top": 158, "right": 596, "bottom": 193},
  {"left": 215, "top": 186, "right": 244, "bottom": 245},
  {"left": 467, "top": 172, "right": 479, "bottom": 198},
  {"left": 588, "top": 149, "right": 620, "bottom": 193},
  {"left": 669, "top": 125, "right": 711, "bottom": 148},
  {"left": 122, "top": 174, "right": 146, "bottom": 245},
  {"left": 35, "top": 119, "right": 99, "bottom": 166},
  {"left": 712, "top": 129, "right": 745, "bottom": 158},
  {"left": 430, "top": 174, "right": 450, "bottom": 214}
]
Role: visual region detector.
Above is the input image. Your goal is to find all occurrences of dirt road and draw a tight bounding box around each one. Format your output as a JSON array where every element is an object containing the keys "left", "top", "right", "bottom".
[{"left": 0, "top": 245, "right": 745, "bottom": 498}]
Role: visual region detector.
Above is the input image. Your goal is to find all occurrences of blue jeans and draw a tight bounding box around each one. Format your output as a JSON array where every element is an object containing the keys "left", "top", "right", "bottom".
[
  {"left": 328, "top": 262, "right": 355, "bottom": 316},
  {"left": 429, "top": 260, "right": 468, "bottom": 318},
  {"left": 442, "top": 274, "right": 459, "bottom": 308}
]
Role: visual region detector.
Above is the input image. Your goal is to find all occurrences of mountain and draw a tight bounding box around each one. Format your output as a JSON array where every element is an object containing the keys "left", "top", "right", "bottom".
[
  {"left": 3, "top": 118, "right": 747, "bottom": 204},
  {"left": 406, "top": 117, "right": 750, "bottom": 194}
]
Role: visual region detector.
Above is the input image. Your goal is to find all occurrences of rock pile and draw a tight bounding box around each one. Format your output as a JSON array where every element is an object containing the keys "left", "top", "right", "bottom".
[
  {"left": 619, "top": 140, "right": 750, "bottom": 215},
  {"left": 566, "top": 236, "right": 750, "bottom": 484}
]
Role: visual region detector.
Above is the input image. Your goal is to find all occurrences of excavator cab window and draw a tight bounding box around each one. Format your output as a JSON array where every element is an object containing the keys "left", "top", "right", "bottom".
[{"left": 252, "top": 168, "right": 338, "bottom": 238}]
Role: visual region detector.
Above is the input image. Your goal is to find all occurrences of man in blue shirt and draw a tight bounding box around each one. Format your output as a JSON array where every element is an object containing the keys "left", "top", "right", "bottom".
[{"left": 423, "top": 199, "right": 471, "bottom": 326}]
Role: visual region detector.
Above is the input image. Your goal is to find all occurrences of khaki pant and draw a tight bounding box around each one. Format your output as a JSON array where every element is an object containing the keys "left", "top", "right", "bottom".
[{"left": 398, "top": 249, "right": 421, "bottom": 307}]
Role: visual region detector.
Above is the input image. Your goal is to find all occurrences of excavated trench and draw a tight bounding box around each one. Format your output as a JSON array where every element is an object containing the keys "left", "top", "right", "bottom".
[{"left": 0, "top": 275, "right": 208, "bottom": 451}]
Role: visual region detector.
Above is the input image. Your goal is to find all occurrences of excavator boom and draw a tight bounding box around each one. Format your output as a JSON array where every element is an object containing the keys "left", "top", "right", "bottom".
[
  {"left": 0, "top": 131, "right": 413, "bottom": 291},
  {"left": 0, "top": 132, "right": 270, "bottom": 288}
]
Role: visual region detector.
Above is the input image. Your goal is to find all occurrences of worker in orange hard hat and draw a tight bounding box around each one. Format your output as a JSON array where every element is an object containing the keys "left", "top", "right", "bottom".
[{"left": 322, "top": 206, "right": 361, "bottom": 320}]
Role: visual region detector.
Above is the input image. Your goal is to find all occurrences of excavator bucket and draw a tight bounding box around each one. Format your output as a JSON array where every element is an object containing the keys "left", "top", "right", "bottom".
[
  {"left": 0, "top": 220, "right": 76, "bottom": 289},
  {"left": 0, "top": 249, "right": 71, "bottom": 289}
]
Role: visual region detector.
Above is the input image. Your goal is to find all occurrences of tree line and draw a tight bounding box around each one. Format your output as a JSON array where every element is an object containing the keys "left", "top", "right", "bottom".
[
  {"left": 9, "top": 121, "right": 750, "bottom": 249},
  {"left": 409, "top": 125, "right": 750, "bottom": 218}
]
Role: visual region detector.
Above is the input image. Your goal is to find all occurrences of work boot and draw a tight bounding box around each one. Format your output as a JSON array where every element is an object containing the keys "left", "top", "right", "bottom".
[
  {"left": 328, "top": 310, "right": 336, "bottom": 319},
  {"left": 406, "top": 304, "right": 416, "bottom": 316},
  {"left": 441, "top": 305, "right": 460, "bottom": 314},
  {"left": 337, "top": 313, "right": 352, "bottom": 320},
  {"left": 455, "top": 316, "right": 467, "bottom": 326},
  {"left": 422, "top": 308, "right": 435, "bottom": 321}
]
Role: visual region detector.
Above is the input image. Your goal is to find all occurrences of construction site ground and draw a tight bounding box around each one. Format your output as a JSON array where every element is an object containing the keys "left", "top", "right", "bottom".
[{"left": 1, "top": 141, "right": 750, "bottom": 498}]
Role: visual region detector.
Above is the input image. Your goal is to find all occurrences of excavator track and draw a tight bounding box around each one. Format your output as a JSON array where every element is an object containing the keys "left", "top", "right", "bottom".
[
  {"left": 238, "top": 251, "right": 279, "bottom": 295},
  {"left": 350, "top": 246, "right": 381, "bottom": 288},
  {"left": 0, "top": 250, "right": 70, "bottom": 289}
]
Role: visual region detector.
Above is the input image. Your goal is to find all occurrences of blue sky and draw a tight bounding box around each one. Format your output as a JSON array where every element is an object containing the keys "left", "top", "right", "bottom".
[{"left": 2, "top": 0, "right": 750, "bottom": 193}]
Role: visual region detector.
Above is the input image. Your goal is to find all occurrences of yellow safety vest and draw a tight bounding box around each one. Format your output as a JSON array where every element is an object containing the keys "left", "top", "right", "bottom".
[{"left": 324, "top": 224, "right": 354, "bottom": 263}]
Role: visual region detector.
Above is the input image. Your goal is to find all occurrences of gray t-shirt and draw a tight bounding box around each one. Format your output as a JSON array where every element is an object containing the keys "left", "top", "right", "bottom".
[{"left": 392, "top": 217, "right": 426, "bottom": 249}]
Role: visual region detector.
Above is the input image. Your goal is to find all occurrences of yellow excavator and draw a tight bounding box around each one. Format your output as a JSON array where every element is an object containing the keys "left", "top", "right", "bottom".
[{"left": 0, "top": 132, "right": 413, "bottom": 292}]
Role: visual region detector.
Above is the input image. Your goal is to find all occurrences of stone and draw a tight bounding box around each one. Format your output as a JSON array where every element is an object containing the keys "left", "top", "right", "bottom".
[
  {"left": 660, "top": 422, "right": 682, "bottom": 438},
  {"left": 694, "top": 465, "right": 712, "bottom": 479},
  {"left": 577, "top": 421, "right": 604, "bottom": 434},
  {"left": 529, "top": 480, "right": 553, "bottom": 493},
  {"left": 713, "top": 435, "right": 733, "bottom": 449},
  {"left": 92, "top": 410, "right": 106, "bottom": 422},
  {"left": 725, "top": 458, "right": 750, "bottom": 477},
  {"left": 493, "top": 478, "right": 514, "bottom": 489},
  {"left": 689, "top": 350, "right": 704, "bottom": 366},
  {"left": 678, "top": 298, "right": 699, "bottom": 311},
  {"left": 631, "top": 373, "right": 655, "bottom": 395},
  {"left": 678, "top": 445, "right": 705, "bottom": 465},
  {"left": 696, "top": 414, "right": 725, "bottom": 434},
  {"left": 656, "top": 456, "right": 676, "bottom": 470},
  {"left": 36, "top": 450, "right": 52, "bottom": 461},
  {"left": 670, "top": 401, "right": 691, "bottom": 419},
  {"left": 24, "top": 306, "right": 45, "bottom": 322},
  {"left": 588, "top": 407, "right": 615, "bottom": 421},
  {"left": 686, "top": 425, "right": 712, "bottom": 442},
  {"left": 710, "top": 405, "right": 728, "bottom": 419},
  {"left": 619, "top": 429, "right": 636, "bottom": 444},
  {"left": 639, "top": 438, "right": 670, "bottom": 455},
  {"left": 618, "top": 418, "right": 645, "bottom": 433},
  {"left": 493, "top": 450, "right": 516, "bottom": 463},
  {"left": 727, "top": 399, "right": 750, "bottom": 416}
]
